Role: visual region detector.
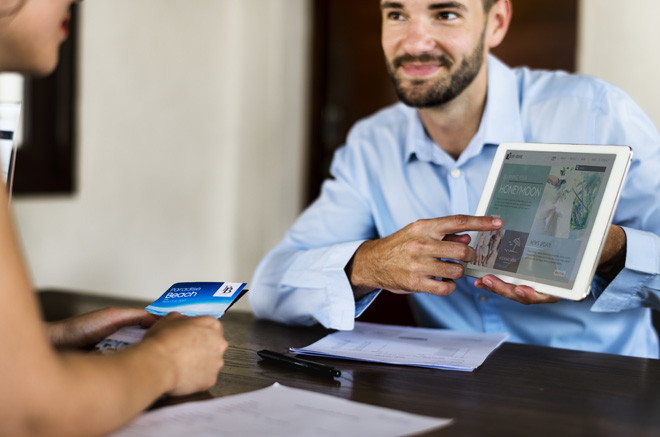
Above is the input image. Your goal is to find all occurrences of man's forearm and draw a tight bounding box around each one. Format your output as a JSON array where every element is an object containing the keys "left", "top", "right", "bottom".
[{"left": 345, "top": 241, "right": 379, "bottom": 300}]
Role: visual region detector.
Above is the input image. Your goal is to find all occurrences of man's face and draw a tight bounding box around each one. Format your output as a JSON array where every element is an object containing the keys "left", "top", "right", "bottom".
[{"left": 381, "top": 0, "right": 490, "bottom": 108}]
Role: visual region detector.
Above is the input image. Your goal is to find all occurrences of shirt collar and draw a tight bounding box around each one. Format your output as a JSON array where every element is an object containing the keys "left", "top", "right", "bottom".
[
  {"left": 405, "top": 55, "right": 525, "bottom": 165},
  {"left": 482, "top": 55, "right": 525, "bottom": 145}
]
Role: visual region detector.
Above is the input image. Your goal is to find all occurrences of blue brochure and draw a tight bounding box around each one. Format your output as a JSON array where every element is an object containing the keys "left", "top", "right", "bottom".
[
  {"left": 145, "top": 282, "right": 247, "bottom": 318},
  {"left": 93, "top": 281, "right": 247, "bottom": 354}
]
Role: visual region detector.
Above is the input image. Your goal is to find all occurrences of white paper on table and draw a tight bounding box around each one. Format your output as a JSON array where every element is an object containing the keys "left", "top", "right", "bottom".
[
  {"left": 93, "top": 326, "right": 149, "bottom": 354},
  {"left": 109, "top": 383, "right": 452, "bottom": 437},
  {"left": 290, "top": 322, "right": 508, "bottom": 371}
]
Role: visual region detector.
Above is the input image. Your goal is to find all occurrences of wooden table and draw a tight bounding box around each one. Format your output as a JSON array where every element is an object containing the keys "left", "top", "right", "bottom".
[{"left": 39, "top": 290, "right": 660, "bottom": 436}]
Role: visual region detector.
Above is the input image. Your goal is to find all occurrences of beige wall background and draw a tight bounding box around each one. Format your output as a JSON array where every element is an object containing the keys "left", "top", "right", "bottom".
[
  {"left": 578, "top": 0, "right": 660, "bottom": 127},
  {"left": 12, "top": 0, "right": 660, "bottom": 312},
  {"left": 13, "top": 0, "right": 311, "bottom": 310}
]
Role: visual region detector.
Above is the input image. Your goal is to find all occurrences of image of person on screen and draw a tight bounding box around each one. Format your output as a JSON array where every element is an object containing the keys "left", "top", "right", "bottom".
[
  {"left": 0, "top": 1, "right": 228, "bottom": 435},
  {"left": 475, "top": 228, "right": 504, "bottom": 268},
  {"left": 250, "top": 0, "right": 660, "bottom": 358},
  {"left": 532, "top": 173, "right": 572, "bottom": 238},
  {"left": 531, "top": 169, "right": 603, "bottom": 240}
]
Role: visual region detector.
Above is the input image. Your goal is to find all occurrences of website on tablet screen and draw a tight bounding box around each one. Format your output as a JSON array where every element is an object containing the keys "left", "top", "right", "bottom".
[{"left": 470, "top": 150, "right": 615, "bottom": 289}]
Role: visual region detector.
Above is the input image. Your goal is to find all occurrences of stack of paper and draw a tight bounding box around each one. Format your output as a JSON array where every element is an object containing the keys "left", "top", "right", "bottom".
[
  {"left": 291, "top": 322, "right": 508, "bottom": 371},
  {"left": 110, "top": 383, "right": 452, "bottom": 437}
]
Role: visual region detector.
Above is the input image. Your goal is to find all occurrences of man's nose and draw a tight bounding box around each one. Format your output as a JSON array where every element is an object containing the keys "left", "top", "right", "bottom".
[{"left": 402, "top": 20, "right": 436, "bottom": 53}]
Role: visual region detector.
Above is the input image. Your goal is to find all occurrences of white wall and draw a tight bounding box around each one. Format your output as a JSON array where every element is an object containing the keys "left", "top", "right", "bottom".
[
  {"left": 578, "top": 0, "right": 660, "bottom": 127},
  {"left": 13, "top": 0, "right": 310, "bottom": 310}
]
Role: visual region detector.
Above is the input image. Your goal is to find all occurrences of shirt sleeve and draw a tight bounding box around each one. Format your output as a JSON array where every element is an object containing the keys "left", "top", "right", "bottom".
[
  {"left": 249, "top": 139, "right": 380, "bottom": 330},
  {"left": 589, "top": 84, "right": 660, "bottom": 312},
  {"left": 591, "top": 226, "right": 660, "bottom": 311}
]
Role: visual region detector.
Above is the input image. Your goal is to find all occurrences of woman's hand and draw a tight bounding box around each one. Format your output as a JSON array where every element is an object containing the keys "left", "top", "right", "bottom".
[
  {"left": 47, "top": 307, "right": 157, "bottom": 349},
  {"left": 142, "top": 312, "right": 228, "bottom": 396}
]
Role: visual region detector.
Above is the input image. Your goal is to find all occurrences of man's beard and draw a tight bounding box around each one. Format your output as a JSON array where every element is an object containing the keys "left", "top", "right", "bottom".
[{"left": 387, "top": 35, "right": 485, "bottom": 108}]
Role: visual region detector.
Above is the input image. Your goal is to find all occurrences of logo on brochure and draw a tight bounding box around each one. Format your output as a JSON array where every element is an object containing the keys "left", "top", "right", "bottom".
[{"left": 213, "top": 282, "right": 242, "bottom": 298}]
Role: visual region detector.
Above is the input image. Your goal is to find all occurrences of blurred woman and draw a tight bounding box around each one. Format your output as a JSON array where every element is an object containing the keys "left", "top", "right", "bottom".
[{"left": 0, "top": 1, "right": 228, "bottom": 435}]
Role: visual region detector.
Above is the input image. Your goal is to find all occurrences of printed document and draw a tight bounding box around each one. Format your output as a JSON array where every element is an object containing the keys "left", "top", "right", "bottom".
[
  {"left": 109, "top": 383, "right": 452, "bottom": 437},
  {"left": 291, "top": 322, "right": 508, "bottom": 371}
]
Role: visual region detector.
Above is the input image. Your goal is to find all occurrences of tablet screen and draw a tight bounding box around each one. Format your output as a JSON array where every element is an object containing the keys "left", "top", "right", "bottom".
[{"left": 466, "top": 147, "right": 620, "bottom": 292}]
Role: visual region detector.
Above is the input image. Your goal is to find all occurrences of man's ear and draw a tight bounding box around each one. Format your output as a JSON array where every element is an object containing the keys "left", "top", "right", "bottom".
[{"left": 485, "top": 0, "right": 512, "bottom": 50}]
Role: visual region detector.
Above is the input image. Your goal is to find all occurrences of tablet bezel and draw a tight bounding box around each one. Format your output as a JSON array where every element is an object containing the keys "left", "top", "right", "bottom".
[{"left": 463, "top": 142, "right": 632, "bottom": 301}]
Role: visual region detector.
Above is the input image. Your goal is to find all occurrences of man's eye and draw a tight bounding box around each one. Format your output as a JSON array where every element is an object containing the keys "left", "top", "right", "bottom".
[
  {"left": 437, "top": 11, "right": 459, "bottom": 20},
  {"left": 386, "top": 11, "right": 406, "bottom": 21}
]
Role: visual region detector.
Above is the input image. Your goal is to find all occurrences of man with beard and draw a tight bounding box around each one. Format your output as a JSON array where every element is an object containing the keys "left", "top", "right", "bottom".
[{"left": 250, "top": 0, "right": 660, "bottom": 358}]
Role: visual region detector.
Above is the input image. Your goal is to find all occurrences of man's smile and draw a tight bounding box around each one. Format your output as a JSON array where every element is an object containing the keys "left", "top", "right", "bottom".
[
  {"left": 400, "top": 62, "right": 443, "bottom": 77},
  {"left": 392, "top": 53, "right": 453, "bottom": 79}
]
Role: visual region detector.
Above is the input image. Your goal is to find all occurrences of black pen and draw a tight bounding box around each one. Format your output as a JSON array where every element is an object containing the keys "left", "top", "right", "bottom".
[{"left": 257, "top": 349, "right": 341, "bottom": 378}]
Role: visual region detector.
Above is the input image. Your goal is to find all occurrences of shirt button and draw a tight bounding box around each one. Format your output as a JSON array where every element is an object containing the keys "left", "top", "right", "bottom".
[
  {"left": 450, "top": 168, "right": 462, "bottom": 178},
  {"left": 479, "top": 295, "right": 488, "bottom": 303}
]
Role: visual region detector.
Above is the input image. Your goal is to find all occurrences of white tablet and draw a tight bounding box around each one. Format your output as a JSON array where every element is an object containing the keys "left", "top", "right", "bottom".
[{"left": 463, "top": 143, "right": 632, "bottom": 301}]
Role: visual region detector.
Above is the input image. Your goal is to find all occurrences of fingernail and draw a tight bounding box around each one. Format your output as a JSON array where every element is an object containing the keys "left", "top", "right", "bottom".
[
  {"left": 515, "top": 288, "right": 526, "bottom": 298},
  {"left": 492, "top": 218, "right": 503, "bottom": 226},
  {"left": 483, "top": 278, "right": 492, "bottom": 287}
]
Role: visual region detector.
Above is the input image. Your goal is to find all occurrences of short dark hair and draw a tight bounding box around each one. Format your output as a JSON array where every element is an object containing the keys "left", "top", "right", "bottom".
[{"left": 483, "top": 0, "right": 498, "bottom": 12}]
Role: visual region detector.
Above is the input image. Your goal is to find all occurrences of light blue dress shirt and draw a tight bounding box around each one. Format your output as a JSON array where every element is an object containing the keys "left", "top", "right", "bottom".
[{"left": 250, "top": 56, "right": 660, "bottom": 358}]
